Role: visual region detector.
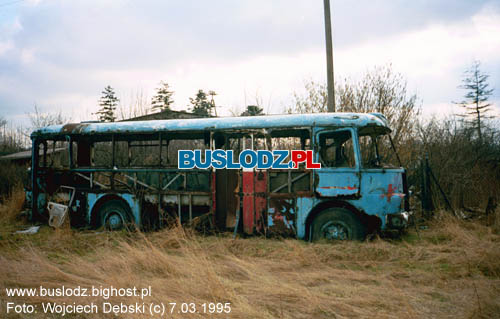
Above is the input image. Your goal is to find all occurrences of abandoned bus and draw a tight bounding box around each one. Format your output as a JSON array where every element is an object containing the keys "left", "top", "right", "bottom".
[{"left": 28, "top": 112, "right": 410, "bottom": 240}]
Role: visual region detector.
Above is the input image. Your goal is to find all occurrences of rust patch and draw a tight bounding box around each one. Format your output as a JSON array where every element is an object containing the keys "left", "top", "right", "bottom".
[
  {"left": 380, "top": 183, "right": 396, "bottom": 202},
  {"left": 268, "top": 198, "right": 295, "bottom": 235},
  {"left": 269, "top": 191, "right": 311, "bottom": 199},
  {"left": 319, "top": 186, "right": 358, "bottom": 190},
  {"left": 61, "top": 123, "right": 89, "bottom": 134}
]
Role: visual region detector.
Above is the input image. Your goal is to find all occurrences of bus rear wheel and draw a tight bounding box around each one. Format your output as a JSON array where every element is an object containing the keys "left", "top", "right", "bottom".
[
  {"left": 99, "top": 200, "right": 132, "bottom": 231},
  {"left": 311, "top": 208, "right": 366, "bottom": 241}
]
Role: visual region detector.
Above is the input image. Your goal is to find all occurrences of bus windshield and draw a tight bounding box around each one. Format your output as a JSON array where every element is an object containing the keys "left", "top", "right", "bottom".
[{"left": 358, "top": 132, "right": 400, "bottom": 169}]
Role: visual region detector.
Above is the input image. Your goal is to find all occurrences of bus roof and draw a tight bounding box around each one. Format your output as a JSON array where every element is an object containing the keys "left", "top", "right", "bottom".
[{"left": 31, "top": 112, "right": 390, "bottom": 139}]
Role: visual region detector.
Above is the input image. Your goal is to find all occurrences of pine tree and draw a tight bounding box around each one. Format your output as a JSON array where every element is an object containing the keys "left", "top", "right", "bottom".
[
  {"left": 151, "top": 81, "right": 174, "bottom": 113},
  {"left": 189, "top": 89, "right": 215, "bottom": 116},
  {"left": 240, "top": 105, "right": 264, "bottom": 116},
  {"left": 97, "top": 85, "right": 119, "bottom": 122},
  {"left": 456, "top": 60, "right": 494, "bottom": 140}
]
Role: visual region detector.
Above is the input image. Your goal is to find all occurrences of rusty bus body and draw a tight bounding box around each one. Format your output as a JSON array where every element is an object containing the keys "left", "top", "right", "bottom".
[{"left": 28, "top": 112, "right": 410, "bottom": 240}]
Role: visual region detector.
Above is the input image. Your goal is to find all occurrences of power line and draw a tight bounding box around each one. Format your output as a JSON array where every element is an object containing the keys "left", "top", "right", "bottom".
[{"left": 0, "top": 0, "right": 26, "bottom": 8}]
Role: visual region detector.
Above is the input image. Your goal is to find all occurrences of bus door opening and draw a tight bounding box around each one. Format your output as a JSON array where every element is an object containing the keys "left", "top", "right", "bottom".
[{"left": 214, "top": 134, "right": 239, "bottom": 230}]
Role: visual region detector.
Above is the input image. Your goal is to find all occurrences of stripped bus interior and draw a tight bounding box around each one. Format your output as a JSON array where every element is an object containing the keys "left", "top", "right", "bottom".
[{"left": 29, "top": 113, "right": 410, "bottom": 240}]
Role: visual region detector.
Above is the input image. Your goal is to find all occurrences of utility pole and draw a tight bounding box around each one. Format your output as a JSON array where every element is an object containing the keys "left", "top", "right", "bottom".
[
  {"left": 323, "top": 0, "right": 335, "bottom": 112},
  {"left": 209, "top": 90, "right": 218, "bottom": 117}
]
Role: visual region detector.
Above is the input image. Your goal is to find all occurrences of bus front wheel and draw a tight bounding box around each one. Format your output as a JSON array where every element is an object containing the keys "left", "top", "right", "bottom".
[
  {"left": 311, "top": 208, "right": 366, "bottom": 241},
  {"left": 99, "top": 200, "right": 132, "bottom": 231}
]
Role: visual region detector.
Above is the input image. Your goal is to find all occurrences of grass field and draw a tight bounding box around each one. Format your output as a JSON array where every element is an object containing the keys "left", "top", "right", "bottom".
[{"left": 1, "top": 188, "right": 499, "bottom": 319}]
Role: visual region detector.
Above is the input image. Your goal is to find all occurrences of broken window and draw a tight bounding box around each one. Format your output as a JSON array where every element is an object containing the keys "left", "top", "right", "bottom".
[
  {"left": 358, "top": 135, "right": 378, "bottom": 168},
  {"left": 167, "top": 138, "right": 206, "bottom": 166},
  {"left": 270, "top": 129, "right": 310, "bottom": 151},
  {"left": 92, "top": 141, "right": 113, "bottom": 167},
  {"left": 268, "top": 129, "right": 312, "bottom": 193},
  {"left": 318, "top": 130, "right": 356, "bottom": 168},
  {"left": 374, "top": 134, "right": 400, "bottom": 168},
  {"left": 358, "top": 126, "right": 400, "bottom": 169},
  {"left": 39, "top": 140, "right": 69, "bottom": 169}
]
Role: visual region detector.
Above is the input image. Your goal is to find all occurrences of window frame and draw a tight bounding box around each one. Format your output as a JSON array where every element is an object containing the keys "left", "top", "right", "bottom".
[{"left": 314, "top": 127, "right": 360, "bottom": 170}]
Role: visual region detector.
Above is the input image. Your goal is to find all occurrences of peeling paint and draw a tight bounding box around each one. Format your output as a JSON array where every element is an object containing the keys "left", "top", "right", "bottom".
[
  {"left": 32, "top": 113, "right": 390, "bottom": 138},
  {"left": 268, "top": 198, "right": 296, "bottom": 235},
  {"left": 320, "top": 186, "right": 358, "bottom": 190},
  {"left": 87, "top": 193, "right": 141, "bottom": 225},
  {"left": 29, "top": 112, "right": 410, "bottom": 238}
]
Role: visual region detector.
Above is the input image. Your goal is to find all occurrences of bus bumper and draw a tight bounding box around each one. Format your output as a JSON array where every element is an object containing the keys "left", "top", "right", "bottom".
[{"left": 386, "top": 211, "right": 410, "bottom": 229}]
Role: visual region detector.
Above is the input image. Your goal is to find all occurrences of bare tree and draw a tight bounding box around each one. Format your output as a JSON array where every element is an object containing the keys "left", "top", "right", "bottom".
[
  {"left": 417, "top": 115, "right": 500, "bottom": 211},
  {"left": 0, "top": 119, "right": 27, "bottom": 154},
  {"left": 118, "top": 89, "right": 150, "bottom": 120},
  {"left": 0, "top": 117, "right": 7, "bottom": 144},
  {"left": 288, "top": 65, "right": 421, "bottom": 145},
  {"left": 28, "top": 105, "right": 68, "bottom": 130},
  {"left": 287, "top": 80, "right": 328, "bottom": 114},
  {"left": 0, "top": 107, "right": 62, "bottom": 154}
]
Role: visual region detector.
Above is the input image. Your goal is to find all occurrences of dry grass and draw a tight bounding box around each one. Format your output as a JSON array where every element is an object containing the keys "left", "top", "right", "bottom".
[
  {"left": 0, "top": 187, "right": 26, "bottom": 231},
  {"left": 0, "top": 190, "right": 499, "bottom": 318}
]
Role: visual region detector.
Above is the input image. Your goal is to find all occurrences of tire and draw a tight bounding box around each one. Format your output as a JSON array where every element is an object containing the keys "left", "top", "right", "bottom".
[
  {"left": 311, "top": 208, "right": 366, "bottom": 241},
  {"left": 98, "top": 200, "right": 132, "bottom": 231}
]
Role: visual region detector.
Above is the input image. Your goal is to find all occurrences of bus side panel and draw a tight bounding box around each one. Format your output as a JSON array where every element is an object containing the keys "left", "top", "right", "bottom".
[
  {"left": 87, "top": 193, "right": 141, "bottom": 226},
  {"left": 242, "top": 170, "right": 267, "bottom": 234},
  {"left": 254, "top": 170, "right": 267, "bottom": 232},
  {"left": 268, "top": 197, "right": 296, "bottom": 236},
  {"left": 121, "top": 193, "right": 141, "bottom": 225},
  {"left": 295, "top": 197, "right": 315, "bottom": 239},
  {"left": 212, "top": 171, "right": 217, "bottom": 228},
  {"left": 315, "top": 170, "right": 360, "bottom": 197},
  {"left": 242, "top": 171, "right": 255, "bottom": 234},
  {"left": 349, "top": 169, "right": 405, "bottom": 229}
]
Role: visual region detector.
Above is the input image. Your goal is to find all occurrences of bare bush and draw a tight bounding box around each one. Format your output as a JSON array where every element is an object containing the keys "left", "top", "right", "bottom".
[
  {"left": 0, "top": 122, "right": 28, "bottom": 155},
  {"left": 417, "top": 117, "right": 500, "bottom": 211},
  {"left": 288, "top": 65, "right": 500, "bottom": 213},
  {"left": 117, "top": 89, "right": 150, "bottom": 121},
  {"left": 27, "top": 105, "right": 69, "bottom": 130},
  {"left": 288, "top": 65, "right": 421, "bottom": 153}
]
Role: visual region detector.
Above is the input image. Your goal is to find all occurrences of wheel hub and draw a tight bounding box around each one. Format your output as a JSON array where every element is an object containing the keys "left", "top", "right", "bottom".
[
  {"left": 107, "top": 213, "right": 123, "bottom": 230},
  {"left": 322, "top": 222, "right": 349, "bottom": 240}
]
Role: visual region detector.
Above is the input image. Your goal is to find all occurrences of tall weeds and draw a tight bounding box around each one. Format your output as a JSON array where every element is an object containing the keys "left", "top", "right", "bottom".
[
  {"left": 0, "top": 186, "right": 25, "bottom": 229},
  {"left": 1, "top": 208, "right": 499, "bottom": 318}
]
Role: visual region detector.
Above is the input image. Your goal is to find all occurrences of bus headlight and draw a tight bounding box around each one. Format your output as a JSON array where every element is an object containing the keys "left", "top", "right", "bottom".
[{"left": 387, "top": 212, "right": 409, "bottom": 229}]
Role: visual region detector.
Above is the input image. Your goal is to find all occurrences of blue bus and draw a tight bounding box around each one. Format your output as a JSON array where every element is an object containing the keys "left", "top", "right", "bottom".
[{"left": 28, "top": 112, "right": 410, "bottom": 240}]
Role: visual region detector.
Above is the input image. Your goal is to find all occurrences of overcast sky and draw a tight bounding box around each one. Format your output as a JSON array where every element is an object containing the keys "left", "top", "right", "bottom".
[{"left": 1, "top": 0, "right": 499, "bottom": 126}]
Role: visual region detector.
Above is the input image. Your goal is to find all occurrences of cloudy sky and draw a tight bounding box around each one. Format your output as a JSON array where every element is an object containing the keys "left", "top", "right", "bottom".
[{"left": 1, "top": 0, "right": 499, "bottom": 126}]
